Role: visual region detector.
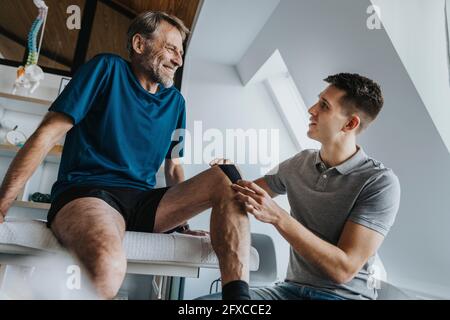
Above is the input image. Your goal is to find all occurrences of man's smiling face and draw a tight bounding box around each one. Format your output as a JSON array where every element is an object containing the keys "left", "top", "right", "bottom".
[{"left": 141, "top": 20, "right": 184, "bottom": 88}]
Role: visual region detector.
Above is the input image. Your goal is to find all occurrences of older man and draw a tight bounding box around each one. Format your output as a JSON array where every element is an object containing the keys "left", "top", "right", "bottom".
[{"left": 0, "top": 12, "right": 251, "bottom": 300}]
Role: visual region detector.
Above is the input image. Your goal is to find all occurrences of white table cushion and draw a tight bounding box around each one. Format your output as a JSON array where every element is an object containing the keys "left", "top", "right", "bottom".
[{"left": 0, "top": 218, "right": 259, "bottom": 270}]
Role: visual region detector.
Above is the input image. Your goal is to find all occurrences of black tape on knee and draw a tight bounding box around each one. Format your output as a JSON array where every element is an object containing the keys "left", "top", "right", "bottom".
[{"left": 218, "top": 164, "right": 242, "bottom": 184}]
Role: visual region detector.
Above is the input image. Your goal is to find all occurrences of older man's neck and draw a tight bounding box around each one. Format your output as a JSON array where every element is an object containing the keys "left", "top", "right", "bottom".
[{"left": 131, "top": 64, "right": 159, "bottom": 94}]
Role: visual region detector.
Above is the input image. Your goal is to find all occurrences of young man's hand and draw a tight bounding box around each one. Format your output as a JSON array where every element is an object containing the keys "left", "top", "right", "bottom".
[{"left": 232, "top": 180, "right": 286, "bottom": 225}]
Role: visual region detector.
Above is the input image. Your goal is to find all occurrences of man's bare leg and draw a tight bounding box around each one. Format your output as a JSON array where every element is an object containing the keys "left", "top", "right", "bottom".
[
  {"left": 154, "top": 166, "right": 250, "bottom": 289},
  {"left": 51, "top": 198, "right": 127, "bottom": 299}
]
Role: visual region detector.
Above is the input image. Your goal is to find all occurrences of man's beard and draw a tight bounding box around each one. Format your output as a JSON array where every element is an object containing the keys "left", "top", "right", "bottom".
[
  {"left": 141, "top": 47, "right": 176, "bottom": 88},
  {"left": 152, "top": 62, "right": 175, "bottom": 88}
]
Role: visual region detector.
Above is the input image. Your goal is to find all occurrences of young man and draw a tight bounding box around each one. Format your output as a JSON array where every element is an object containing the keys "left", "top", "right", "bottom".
[
  {"left": 0, "top": 12, "right": 252, "bottom": 300},
  {"left": 201, "top": 73, "right": 401, "bottom": 300}
]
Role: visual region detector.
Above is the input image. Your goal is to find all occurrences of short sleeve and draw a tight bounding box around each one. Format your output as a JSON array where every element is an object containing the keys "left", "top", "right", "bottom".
[
  {"left": 349, "top": 170, "right": 401, "bottom": 237},
  {"left": 263, "top": 154, "right": 297, "bottom": 195},
  {"left": 166, "top": 101, "right": 186, "bottom": 159},
  {"left": 49, "top": 54, "right": 110, "bottom": 125}
]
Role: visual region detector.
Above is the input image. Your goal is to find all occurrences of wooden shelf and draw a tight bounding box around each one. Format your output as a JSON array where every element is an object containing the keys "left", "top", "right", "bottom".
[
  {"left": 12, "top": 200, "right": 50, "bottom": 210},
  {"left": 0, "top": 92, "right": 52, "bottom": 116},
  {"left": 0, "top": 92, "right": 52, "bottom": 106},
  {"left": 0, "top": 144, "right": 62, "bottom": 163}
]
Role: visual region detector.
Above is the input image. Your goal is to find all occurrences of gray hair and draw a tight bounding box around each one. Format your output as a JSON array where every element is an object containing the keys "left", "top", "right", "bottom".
[{"left": 126, "top": 11, "right": 190, "bottom": 56}]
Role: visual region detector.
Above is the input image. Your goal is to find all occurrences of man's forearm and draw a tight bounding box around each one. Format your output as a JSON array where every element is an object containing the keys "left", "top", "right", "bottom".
[
  {"left": 0, "top": 131, "right": 56, "bottom": 212},
  {"left": 274, "top": 208, "right": 354, "bottom": 284},
  {"left": 164, "top": 164, "right": 186, "bottom": 228}
]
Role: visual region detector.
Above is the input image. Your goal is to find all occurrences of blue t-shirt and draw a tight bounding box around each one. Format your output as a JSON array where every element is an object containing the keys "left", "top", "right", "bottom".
[{"left": 49, "top": 54, "right": 186, "bottom": 199}]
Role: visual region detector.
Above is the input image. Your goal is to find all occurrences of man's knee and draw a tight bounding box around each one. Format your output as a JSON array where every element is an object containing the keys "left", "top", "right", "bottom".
[
  {"left": 209, "top": 164, "right": 243, "bottom": 200},
  {"left": 216, "top": 164, "right": 242, "bottom": 184},
  {"left": 82, "top": 244, "right": 127, "bottom": 299}
]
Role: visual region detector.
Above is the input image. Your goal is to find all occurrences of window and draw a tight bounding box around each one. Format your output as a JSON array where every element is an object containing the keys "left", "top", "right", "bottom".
[{"left": 252, "top": 49, "right": 320, "bottom": 150}]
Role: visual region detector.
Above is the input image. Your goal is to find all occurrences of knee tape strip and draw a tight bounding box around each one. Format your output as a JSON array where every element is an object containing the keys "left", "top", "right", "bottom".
[{"left": 218, "top": 164, "right": 242, "bottom": 184}]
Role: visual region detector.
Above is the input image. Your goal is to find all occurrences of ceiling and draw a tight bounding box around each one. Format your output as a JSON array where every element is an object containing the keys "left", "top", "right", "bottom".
[
  {"left": 113, "top": 0, "right": 200, "bottom": 28},
  {"left": 0, "top": 0, "right": 201, "bottom": 74},
  {"left": 187, "top": 0, "right": 280, "bottom": 65}
]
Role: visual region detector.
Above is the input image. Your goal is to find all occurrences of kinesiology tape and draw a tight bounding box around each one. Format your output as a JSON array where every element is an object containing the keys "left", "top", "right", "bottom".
[{"left": 218, "top": 164, "right": 242, "bottom": 184}]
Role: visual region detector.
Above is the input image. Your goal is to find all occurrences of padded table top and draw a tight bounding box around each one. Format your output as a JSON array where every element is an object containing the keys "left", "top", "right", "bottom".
[{"left": 0, "top": 218, "right": 259, "bottom": 270}]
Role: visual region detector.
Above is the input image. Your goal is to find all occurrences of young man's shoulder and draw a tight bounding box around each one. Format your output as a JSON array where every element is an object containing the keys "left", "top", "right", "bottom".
[
  {"left": 358, "top": 155, "right": 400, "bottom": 189},
  {"left": 362, "top": 155, "right": 392, "bottom": 173}
]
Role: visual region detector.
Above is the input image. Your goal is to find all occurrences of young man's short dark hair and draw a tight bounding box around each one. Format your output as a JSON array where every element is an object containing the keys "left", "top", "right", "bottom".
[{"left": 324, "top": 73, "right": 384, "bottom": 132}]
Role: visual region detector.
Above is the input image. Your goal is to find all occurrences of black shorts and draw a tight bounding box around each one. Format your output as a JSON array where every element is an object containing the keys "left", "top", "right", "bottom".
[{"left": 46, "top": 185, "right": 171, "bottom": 233}]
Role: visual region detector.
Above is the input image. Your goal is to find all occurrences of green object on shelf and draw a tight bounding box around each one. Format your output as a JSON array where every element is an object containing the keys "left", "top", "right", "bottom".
[{"left": 29, "top": 192, "right": 51, "bottom": 203}]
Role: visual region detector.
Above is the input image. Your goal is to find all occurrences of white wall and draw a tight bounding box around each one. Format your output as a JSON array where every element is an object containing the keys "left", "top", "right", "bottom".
[
  {"left": 236, "top": 0, "right": 450, "bottom": 298},
  {"left": 371, "top": 0, "right": 450, "bottom": 154},
  {"left": 180, "top": 56, "right": 297, "bottom": 299}
]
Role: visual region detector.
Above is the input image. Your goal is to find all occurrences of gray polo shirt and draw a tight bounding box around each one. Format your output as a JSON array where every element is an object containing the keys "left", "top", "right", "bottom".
[{"left": 264, "top": 147, "right": 400, "bottom": 300}]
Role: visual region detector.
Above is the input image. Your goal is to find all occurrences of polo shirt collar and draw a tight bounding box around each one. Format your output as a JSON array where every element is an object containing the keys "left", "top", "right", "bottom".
[{"left": 314, "top": 146, "right": 368, "bottom": 175}]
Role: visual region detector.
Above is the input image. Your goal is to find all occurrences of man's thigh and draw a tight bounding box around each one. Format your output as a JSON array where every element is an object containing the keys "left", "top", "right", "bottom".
[
  {"left": 153, "top": 166, "right": 232, "bottom": 232},
  {"left": 250, "top": 284, "right": 304, "bottom": 300},
  {"left": 254, "top": 283, "right": 347, "bottom": 300},
  {"left": 50, "top": 197, "right": 126, "bottom": 264}
]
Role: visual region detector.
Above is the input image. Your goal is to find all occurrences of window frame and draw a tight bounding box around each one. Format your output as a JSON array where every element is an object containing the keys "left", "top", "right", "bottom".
[{"left": 261, "top": 51, "right": 320, "bottom": 151}]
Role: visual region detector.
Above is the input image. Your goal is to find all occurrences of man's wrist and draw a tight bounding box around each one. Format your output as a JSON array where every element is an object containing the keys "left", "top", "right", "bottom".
[{"left": 272, "top": 206, "right": 289, "bottom": 228}]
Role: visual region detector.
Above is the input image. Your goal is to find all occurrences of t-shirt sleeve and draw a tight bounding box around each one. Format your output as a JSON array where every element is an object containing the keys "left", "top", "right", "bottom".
[
  {"left": 165, "top": 100, "right": 186, "bottom": 159},
  {"left": 348, "top": 170, "right": 401, "bottom": 237},
  {"left": 49, "top": 55, "right": 110, "bottom": 125},
  {"left": 263, "top": 153, "right": 299, "bottom": 195}
]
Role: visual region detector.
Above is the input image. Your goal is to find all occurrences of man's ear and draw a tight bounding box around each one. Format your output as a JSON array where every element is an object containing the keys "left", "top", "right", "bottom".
[
  {"left": 344, "top": 115, "right": 361, "bottom": 132},
  {"left": 132, "top": 34, "right": 146, "bottom": 55}
]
